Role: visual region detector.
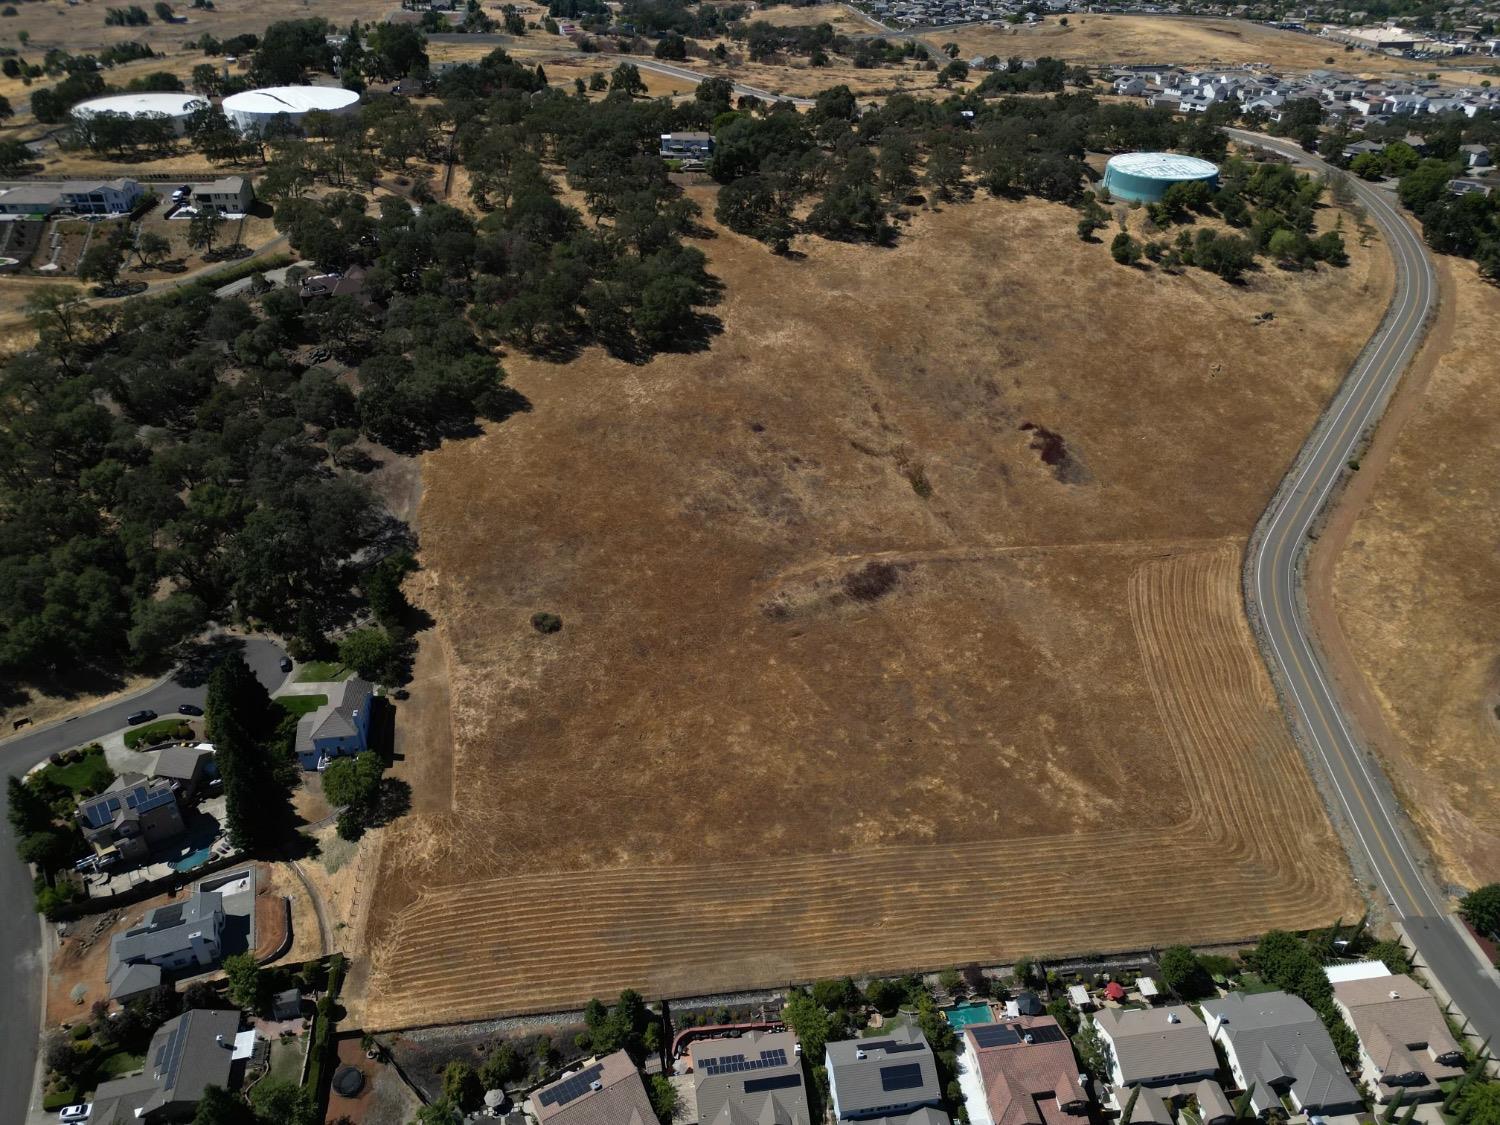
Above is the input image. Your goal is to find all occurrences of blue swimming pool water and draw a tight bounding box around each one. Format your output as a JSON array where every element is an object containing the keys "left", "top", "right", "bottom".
[
  {"left": 173, "top": 845, "right": 213, "bottom": 872},
  {"left": 943, "top": 1002, "right": 994, "bottom": 1030}
]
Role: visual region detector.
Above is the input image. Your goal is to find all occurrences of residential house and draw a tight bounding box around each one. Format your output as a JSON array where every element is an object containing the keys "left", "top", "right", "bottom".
[
  {"left": 958, "top": 1017, "right": 1088, "bottom": 1125},
  {"left": 89, "top": 1008, "right": 248, "bottom": 1123},
  {"left": 59, "top": 178, "right": 144, "bottom": 215},
  {"left": 532, "top": 1050, "right": 656, "bottom": 1125},
  {"left": 1201, "top": 991, "right": 1362, "bottom": 1117},
  {"left": 1092, "top": 1005, "right": 1218, "bottom": 1090},
  {"left": 298, "top": 264, "right": 368, "bottom": 302},
  {"left": 106, "top": 889, "right": 225, "bottom": 1002},
  {"left": 1331, "top": 973, "right": 1465, "bottom": 1102},
  {"left": 1460, "top": 143, "right": 1493, "bottom": 168},
  {"left": 1108, "top": 1080, "right": 1233, "bottom": 1125},
  {"left": 294, "top": 676, "right": 375, "bottom": 770},
  {"left": 660, "top": 131, "right": 714, "bottom": 162},
  {"left": 1113, "top": 75, "right": 1147, "bottom": 95},
  {"left": 191, "top": 175, "right": 255, "bottom": 214},
  {"left": 1449, "top": 178, "right": 1494, "bottom": 197},
  {"left": 78, "top": 775, "right": 185, "bottom": 866},
  {"left": 826, "top": 1025, "right": 948, "bottom": 1122},
  {"left": 691, "top": 1029, "right": 812, "bottom": 1125},
  {"left": 0, "top": 185, "right": 71, "bottom": 217},
  {"left": 151, "top": 744, "right": 215, "bottom": 801}
]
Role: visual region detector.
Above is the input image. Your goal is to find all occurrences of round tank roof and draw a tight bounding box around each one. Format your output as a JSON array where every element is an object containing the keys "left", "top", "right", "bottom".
[
  {"left": 71, "top": 92, "right": 209, "bottom": 119},
  {"left": 1104, "top": 152, "right": 1219, "bottom": 179},
  {"left": 221, "top": 85, "right": 361, "bottom": 116}
]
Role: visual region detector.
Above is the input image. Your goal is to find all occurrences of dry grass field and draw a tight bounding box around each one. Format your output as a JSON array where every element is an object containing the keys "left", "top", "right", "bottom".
[
  {"left": 1332, "top": 260, "right": 1500, "bottom": 892},
  {"left": 349, "top": 188, "right": 1381, "bottom": 1029},
  {"left": 916, "top": 14, "right": 1476, "bottom": 80}
]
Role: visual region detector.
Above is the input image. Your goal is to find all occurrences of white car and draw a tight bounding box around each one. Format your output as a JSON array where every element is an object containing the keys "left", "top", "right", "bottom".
[{"left": 58, "top": 1106, "right": 91, "bottom": 1124}]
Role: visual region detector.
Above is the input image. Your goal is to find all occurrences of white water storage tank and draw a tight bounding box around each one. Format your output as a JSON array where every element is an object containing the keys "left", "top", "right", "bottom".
[
  {"left": 71, "top": 92, "right": 210, "bottom": 136},
  {"left": 221, "top": 85, "right": 360, "bottom": 132},
  {"left": 1102, "top": 152, "right": 1220, "bottom": 203}
]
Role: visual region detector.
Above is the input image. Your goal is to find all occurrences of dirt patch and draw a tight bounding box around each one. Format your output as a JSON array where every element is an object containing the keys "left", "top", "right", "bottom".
[
  {"left": 48, "top": 908, "right": 130, "bottom": 1026},
  {"left": 254, "top": 891, "right": 289, "bottom": 962},
  {"left": 1329, "top": 256, "right": 1500, "bottom": 890},
  {"left": 355, "top": 190, "right": 1382, "bottom": 1028}
]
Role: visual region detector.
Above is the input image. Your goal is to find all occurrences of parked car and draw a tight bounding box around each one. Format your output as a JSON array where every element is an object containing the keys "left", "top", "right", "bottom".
[
  {"left": 178, "top": 703, "right": 203, "bottom": 716},
  {"left": 125, "top": 710, "right": 156, "bottom": 725},
  {"left": 171, "top": 184, "right": 191, "bottom": 202},
  {"left": 58, "top": 1105, "right": 91, "bottom": 1123},
  {"left": 279, "top": 656, "right": 293, "bottom": 673}
]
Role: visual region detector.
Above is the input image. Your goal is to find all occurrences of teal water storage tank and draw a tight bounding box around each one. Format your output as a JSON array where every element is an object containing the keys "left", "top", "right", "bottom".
[{"left": 1102, "top": 152, "right": 1220, "bottom": 203}]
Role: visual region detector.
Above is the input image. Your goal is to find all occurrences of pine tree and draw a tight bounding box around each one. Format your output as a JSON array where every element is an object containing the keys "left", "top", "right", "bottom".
[
  {"left": 1381, "top": 1088, "right": 1405, "bottom": 1124},
  {"left": 1234, "top": 1084, "right": 1257, "bottom": 1122},
  {"left": 1121, "top": 1086, "right": 1140, "bottom": 1125}
]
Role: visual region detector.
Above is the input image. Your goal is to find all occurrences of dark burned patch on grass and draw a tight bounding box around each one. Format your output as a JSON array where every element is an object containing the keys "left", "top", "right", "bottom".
[
  {"left": 1020, "top": 421, "right": 1089, "bottom": 485},
  {"left": 843, "top": 561, "right": 902, "bottom": 602}
]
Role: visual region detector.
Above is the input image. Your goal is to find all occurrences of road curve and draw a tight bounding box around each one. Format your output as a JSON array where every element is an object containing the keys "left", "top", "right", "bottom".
[
  {"left": 0, "top": 636, "right": 288, "bottom": 1125},
  {"left": 1233, "top": 129, "right": 1500, "bottom": 1043}
]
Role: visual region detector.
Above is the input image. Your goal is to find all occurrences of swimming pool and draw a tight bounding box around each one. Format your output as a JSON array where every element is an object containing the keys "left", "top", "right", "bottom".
[
  {"left": 172, "top": 845, "right": 213, "bottom": 872},
  {"left": 943, "top": 1001, "right": 994, "bottom": 1030}
]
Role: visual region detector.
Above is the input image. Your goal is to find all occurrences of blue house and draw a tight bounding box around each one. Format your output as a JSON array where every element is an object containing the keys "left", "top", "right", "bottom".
[{"left": 294, "top": 677, "right": 375, "bottom": 770}]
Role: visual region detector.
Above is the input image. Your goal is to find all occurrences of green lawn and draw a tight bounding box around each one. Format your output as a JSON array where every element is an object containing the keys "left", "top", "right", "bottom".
[
  {"left": 1233, "top": 972, "right": 1280, "bottom": 995},
  {"left": 275, "top": 694, "right": 328, "bottom": 718},
  {"left": 123, "top": 718, "right": 195, "bottom": 750},
  {"left": 38, "top": 746, "right": 115, "bottom": 794},
  {"left": 253, "top": 1036, "right": 307, "bottom": 1097},
  {"left": 295, "top": 661, "right": 351, "bottom": 683},
  {"left": 94, "top": 1049, "right": 144, "bottom": 1081}
]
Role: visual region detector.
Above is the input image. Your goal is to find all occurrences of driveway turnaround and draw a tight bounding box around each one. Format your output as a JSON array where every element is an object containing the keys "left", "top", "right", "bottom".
[{"left": 1233, "top": 128, "right": 1500, "bottom": 1046}]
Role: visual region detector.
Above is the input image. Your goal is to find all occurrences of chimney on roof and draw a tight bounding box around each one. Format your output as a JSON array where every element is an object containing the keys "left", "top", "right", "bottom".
[
  {"left": 1023, "top": 1034, "right": 1034, "bottom": 1044},
  {"left": 856, "top": 1050, "right": 867, "bottom": 1060},
  {"left": 1389, "top": 990, "right": 1400, "bottom": 999},
  {"left": 1167, "top": 1013, "right": 1180, "bottom": 1024},
  {"left": 590, "top": 1080, "right": 603, "bottom": 1092},
  {"left": 216, "top": 1034, "right": 226, "bottom": 1045}
]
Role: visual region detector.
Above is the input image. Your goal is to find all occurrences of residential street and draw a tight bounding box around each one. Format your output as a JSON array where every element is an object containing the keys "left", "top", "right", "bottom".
[{"left": 0, "top": 636, "right": 287, "bottom": 1125}]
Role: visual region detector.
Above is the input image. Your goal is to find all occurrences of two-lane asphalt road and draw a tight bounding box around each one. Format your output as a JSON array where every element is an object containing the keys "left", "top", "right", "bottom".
[
  {"left": 1234, "top": 129, "right": 1500, "bottom": 1045},
  {"left": 0, "top": 636, "right": 287, "bottom": 1125}
]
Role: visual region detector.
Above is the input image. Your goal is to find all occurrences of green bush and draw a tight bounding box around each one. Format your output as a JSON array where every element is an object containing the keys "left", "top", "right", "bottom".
[{"left": 531, "top": 612, "right": 563, "bottom": 634}]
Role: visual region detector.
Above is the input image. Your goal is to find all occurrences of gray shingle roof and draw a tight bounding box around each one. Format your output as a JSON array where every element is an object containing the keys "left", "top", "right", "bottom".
[
  {"left": 691, "top": 1030, "right": 811, "bottom": 1125},
  {"left": 107, "top": 889, "right": 223, "bottom": 977},
  {"left": 826, "top": 1025, "right": 943, "bottom": 1118},
  {"left": 145, "top": 1008, "right": 242, "bottom": 1112},
  {"left": 1202, "top": 992, "right": 1359, "bottom": 1115},
  {"left": 294, "top": 676, "right": 374, "bottom": 757},
  {"left": 1094, "top": 1006, "right": 1217, "bottom": 1084}
]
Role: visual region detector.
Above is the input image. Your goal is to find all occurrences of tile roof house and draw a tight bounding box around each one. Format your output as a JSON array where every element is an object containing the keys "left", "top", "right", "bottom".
[
  {"left": 826, "top": 1026, "right": 948, "bottom": 1122},
  {"left": 78, "top": 774, "right": 185, "bottom": 865},
  {"left": 691, "top": 1029, "right": 812, "bottom": 1125},
  {"left": 1092, "top": 1006, "right": 1218, "bottom": 1087},
  {"left": 1331, "top": 973, "right": 1465, "bottom": 1102},
  {"left": 90, "top": 1008, "right": 244, "bottom": 1123},
  {"left": 959, "top": 1017, "right": 1087, "bottom": 1125},
  {"left": 532, "top": 1050, "right": 656, "bottom": 1125},
  {"left": 106, "top": 890, "right": 224, "bottom": 1001},
  {"left": 294, "top": 676, "right": 375, "bottom": 770},
  {"left": 1201, "top": 991, "right": 1362, "bottom": 1116}
]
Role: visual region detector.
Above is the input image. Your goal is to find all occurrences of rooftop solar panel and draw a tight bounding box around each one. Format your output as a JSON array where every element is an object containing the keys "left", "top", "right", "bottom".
[
  {"left": 1027, "top": 1024, "right": 1066, "bottom": 1044},
  {"left": 703, "top": 1048, "right": 787, "bottom": 1077},
  {"left": 970, "top": 1025, "right": 1022, "bottom": 1048},
  {"left": 880, "top": 1063, "right": 926, "bottom": 1092},
  {"left": 743, "top": 1073, "right": 803, "bottom": 1094},
  {"left": 538, "top": 1063, "right": 603, "bottom": 1107}
]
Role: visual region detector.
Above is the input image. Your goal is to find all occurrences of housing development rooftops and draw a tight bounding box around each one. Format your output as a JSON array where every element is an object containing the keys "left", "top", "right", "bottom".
[
  {"left": 532, "top": 1050, "right": 655, "bottom": 1125},
  {"left": 77, "top": 774, "right": 176, "bottom": 830},
  {"left": 963, "top": 1017, "right": 1086, "bottom": 1125},
  {"left": 92, "top": 1008, "right": 242, "bottom": 1123},
  {"left": 691, "top": 1029, "right": 811, "bottom": 1125},
  {"left": 1093, "top": 1005, "right": 1218, "bottom": 1085},
  {"left": 826, "top": 1025, "right": 945, "bottom": 1120},
  {"left": 108, "top": 889, "right": 223, "bottom": 979},
  {"left": 1201, "top": 991, "right": 1361, "bottom": 1115}
]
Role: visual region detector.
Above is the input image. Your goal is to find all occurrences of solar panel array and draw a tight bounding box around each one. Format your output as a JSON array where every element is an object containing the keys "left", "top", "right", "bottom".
[
  {"left": 743, "top": 1073, "right": 803, "bottom": 1094},
  {"left": 538, "top": 1063, "right": 604, "bottom": 1107},
  {"left": 857, "top": 1039, "right": 926, "bottom": 1055},
  {"left": 702, "top": 1048, "right": 789, "bottom": 1077},
  {"left": 1026, "top": 1024, "right": 1066, "bottom": 1044},
  {"left": 970, "top": 1025, "right": 1022, "bottom": 1049},
  {"left": 152, "top": 1018, "right": 191, "bottom": 1083},
  {"left": 879, "top": 1063, "right": 926, "bottom": 1093}
]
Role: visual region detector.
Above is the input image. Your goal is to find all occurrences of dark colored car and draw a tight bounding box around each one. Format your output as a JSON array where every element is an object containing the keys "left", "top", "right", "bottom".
[
  {"left": 178, "top": 703, "right": 203, "bottom": 716},
  {"left": 126, "top": 710, "right": 156, "bottom": 725},
  {"left": 279, "top": 656, "right": 293, "bottom": 673}
]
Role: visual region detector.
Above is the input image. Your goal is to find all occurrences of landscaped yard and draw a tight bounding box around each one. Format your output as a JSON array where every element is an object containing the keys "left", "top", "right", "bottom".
[
  {"left": 295, "top": 661, "right": 351, "bottom": 683},
  {"left": 123, "top": 719, "right": 195, "bottom": 750},
  {"left": 275, "top": 695, "right": 328, "bottom": 719},
  {"left": 36, "top": 745, "right": 115, "bottom": 795},
  {"left": 251, "top": 1035, "right": 308, "bottom": 1101}
]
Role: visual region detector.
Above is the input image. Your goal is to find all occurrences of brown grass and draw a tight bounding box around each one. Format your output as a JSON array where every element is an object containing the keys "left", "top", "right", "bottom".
[
  {"left": 348, "top": 187, "right": 1381, "bottom": 1028},
  {"left": 1332, "top": 259, "right": 1500, "bottom": 891},
  {"left": 920, "top": 14, "right": 1478, "bottom": 81}
]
